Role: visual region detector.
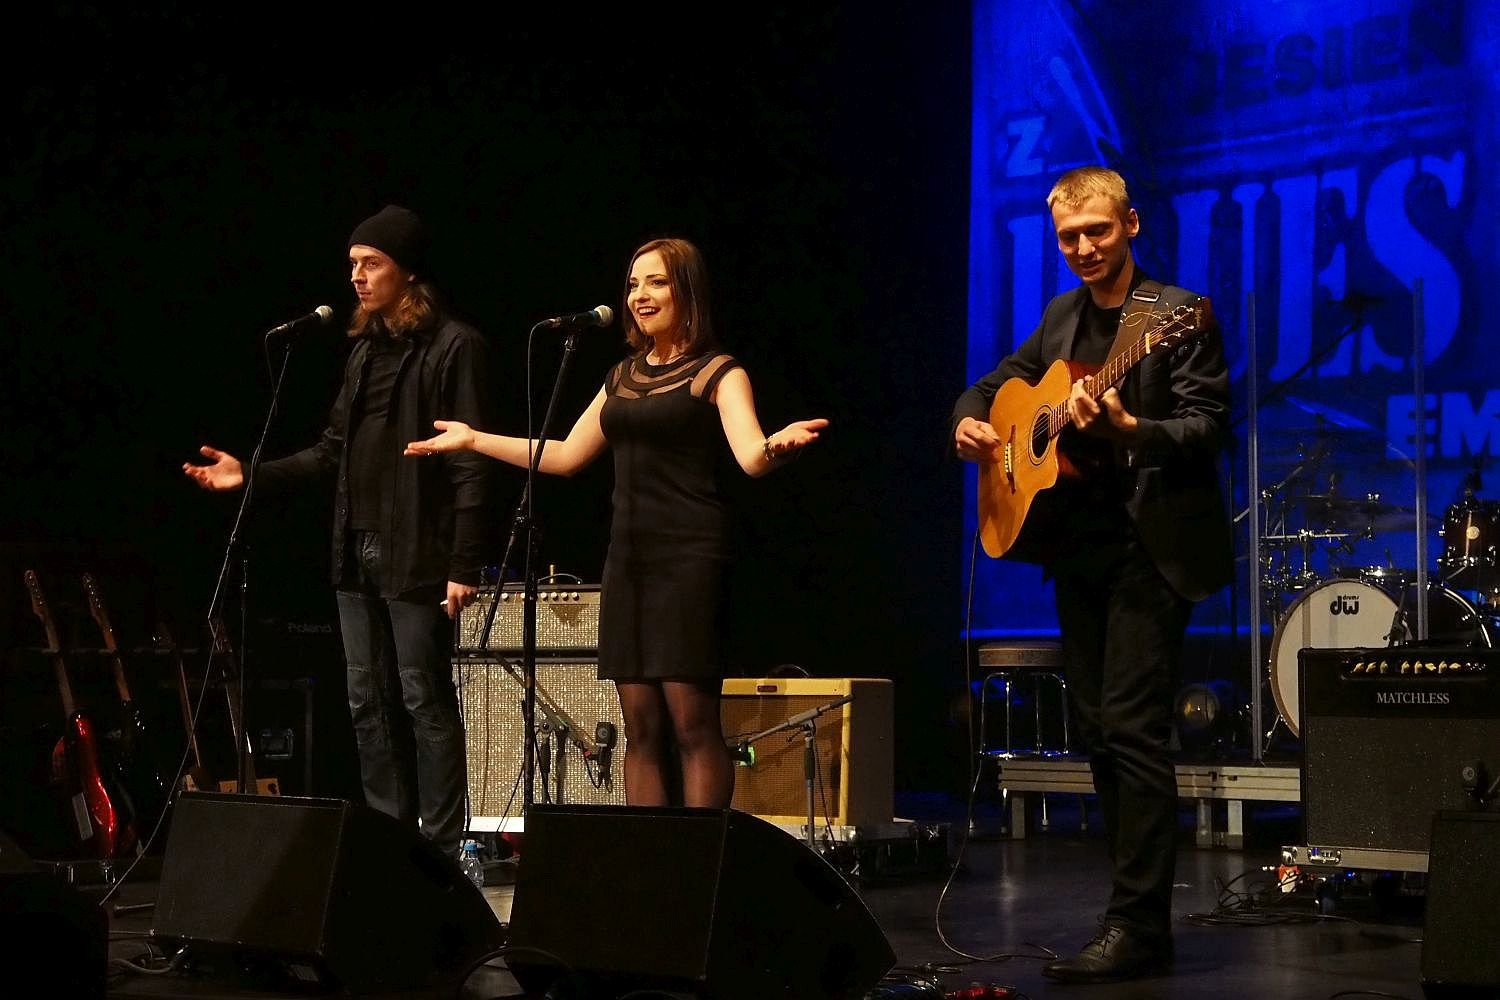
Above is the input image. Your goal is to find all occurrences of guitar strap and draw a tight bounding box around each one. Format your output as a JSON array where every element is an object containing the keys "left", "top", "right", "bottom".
[{"left": 1103, "top": 278, "right": 1167, "bottom": 369}]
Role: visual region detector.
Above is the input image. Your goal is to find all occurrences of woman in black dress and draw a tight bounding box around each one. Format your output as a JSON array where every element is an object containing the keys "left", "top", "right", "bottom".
[{"left": 406, "top": 237, "right": 827, "bottom": 807}]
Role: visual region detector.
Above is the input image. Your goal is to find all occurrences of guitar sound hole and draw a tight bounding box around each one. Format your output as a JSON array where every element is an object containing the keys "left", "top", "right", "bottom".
[{"left": 1031, "top": 412, "right": 1049, "bottom": 458}]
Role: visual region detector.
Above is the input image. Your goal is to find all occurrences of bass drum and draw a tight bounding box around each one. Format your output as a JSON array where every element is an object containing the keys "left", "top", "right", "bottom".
[
  {"left": 1271, "top": 580, "right": 1496, "bottom": 737},
  {"left": 1270, "top": 579, "right": 1398, "bottom": 739}
]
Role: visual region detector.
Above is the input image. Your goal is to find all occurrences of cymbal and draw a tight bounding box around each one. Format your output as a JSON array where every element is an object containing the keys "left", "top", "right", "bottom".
[
  {"left": 1280, "top": 396, "right": 1379, "bottom": 433},
  {"left": 1292, "top": 494, "right": 1439, "bottom": 534},
  {"left": 1257, "top": 431, "right": 1409, "bottom": 465}
]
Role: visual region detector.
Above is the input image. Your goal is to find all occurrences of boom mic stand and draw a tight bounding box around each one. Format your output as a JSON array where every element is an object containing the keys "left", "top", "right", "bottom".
[
  {"left": 201, "top": 327, "right": 301, "bottom": 795},
  {"left": 729, "top": 694, "right": 853, "bottom": 850},
  {"left": 472, "top": 321, "right": 587, "bottom": 810}
]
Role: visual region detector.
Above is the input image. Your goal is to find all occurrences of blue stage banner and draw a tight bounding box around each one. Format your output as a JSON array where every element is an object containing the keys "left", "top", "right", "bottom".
[{"left": 964, "top": 0, "right": 1499, "bottom": 639}]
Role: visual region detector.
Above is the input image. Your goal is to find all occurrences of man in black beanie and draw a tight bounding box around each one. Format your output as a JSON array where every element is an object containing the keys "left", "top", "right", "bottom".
[{"left": 185, "top": 205, "right": 495, "bottom": 859}]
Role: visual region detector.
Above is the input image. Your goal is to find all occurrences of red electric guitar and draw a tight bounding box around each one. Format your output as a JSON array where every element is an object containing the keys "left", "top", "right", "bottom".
[
  {"left": 977, "top": 296, "right": 1213, "bottom": 560},
  {"left": 25, "top": 569, "right": 138, "bottom": 859}
]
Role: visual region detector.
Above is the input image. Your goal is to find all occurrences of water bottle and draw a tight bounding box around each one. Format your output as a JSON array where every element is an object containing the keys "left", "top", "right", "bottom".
[{"left": 460, "top": 839, "right": 485, "bottom": 889}]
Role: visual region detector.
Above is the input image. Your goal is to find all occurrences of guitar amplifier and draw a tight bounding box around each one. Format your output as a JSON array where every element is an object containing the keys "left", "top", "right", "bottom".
[
  {"left": 456, "top": 658, "right": 625, "bottom": 820},
  {"left": 1298, "top": 645, "right": 1500, "bottom": 864},
  {"left": 455, "top": 585, "right": 600, "bottom": 655},
  {"left": 720, "top": 677, "right": 894, "bottom": 829}
]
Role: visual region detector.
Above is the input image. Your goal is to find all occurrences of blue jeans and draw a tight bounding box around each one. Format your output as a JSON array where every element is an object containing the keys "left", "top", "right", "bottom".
[{"left": 336, "top": 531, "right": 466, "bottom": 856}]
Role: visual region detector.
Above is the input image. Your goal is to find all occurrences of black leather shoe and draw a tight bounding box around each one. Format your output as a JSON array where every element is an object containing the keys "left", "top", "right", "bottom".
[{"left": 1041, "top": 922, "right": 1174, "bottom": 984}]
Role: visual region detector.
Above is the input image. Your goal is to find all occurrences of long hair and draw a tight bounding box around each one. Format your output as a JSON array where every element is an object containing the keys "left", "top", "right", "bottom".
[
  {"left": 621, "top": 237, "right": 718, "bottom": 357},
  {"left": 346, "top": 278, "right": 439, "bottom": 339}
]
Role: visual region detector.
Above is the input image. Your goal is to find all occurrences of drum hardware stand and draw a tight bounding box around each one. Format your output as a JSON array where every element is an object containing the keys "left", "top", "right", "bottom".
[
  {"left": 1242, "top": 296, "right": 1367, "bottom": 758},
  {"left": 728, "top": 694, "right": 853, "bottom": 851}
]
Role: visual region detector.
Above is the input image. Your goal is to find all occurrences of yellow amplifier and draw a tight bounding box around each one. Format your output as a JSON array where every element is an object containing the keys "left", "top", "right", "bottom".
[{"left": 720, "top": 677, "right": 894, "bottom": 828}]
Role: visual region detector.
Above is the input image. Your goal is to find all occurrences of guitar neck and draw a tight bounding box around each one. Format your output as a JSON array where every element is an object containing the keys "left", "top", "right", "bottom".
[
  {"left": 208, "top": 617, "right": 264, "bottom": 787},
  {"left": 157, "top": 621, "right": 207, "bottom": 771},
  {"left": 82, "top": 572, "right": 134, "bottom": 705},
  {"left": 24, "top": 570, "right": 78, "bottom": 718},
  {"left": 1097, "top": 296, "right": 1213, "bottom": 390}
]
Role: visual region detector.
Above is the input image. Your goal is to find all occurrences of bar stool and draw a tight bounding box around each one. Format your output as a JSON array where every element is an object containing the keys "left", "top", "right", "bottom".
[
  {"left": 977, "top": 640, "right": 1071, "bottom": 758},
  {"left": 976, "top": 640, "right": 1074, "bottom": 834}
]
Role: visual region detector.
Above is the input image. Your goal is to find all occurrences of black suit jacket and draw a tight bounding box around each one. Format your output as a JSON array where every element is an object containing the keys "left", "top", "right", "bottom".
[{"left": 952, "top": 276, "right": 1233, "bottom": 603}]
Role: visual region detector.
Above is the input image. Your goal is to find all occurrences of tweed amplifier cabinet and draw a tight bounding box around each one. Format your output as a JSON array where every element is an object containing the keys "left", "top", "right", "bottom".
[
  {"left": 1299, "top": 645, "right": 1500, "bottom": 859},
  {"left": 455, "top": 585, "right": 600, "bottom": 654},
  {"left": 720, "top": 677, "right": 894, "bottom": 828},
  {"left": 456, "top": 658, "right": 625, "bottom": 819}
]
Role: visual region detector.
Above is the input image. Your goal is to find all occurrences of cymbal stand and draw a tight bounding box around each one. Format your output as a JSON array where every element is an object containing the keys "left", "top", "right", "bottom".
[{"left": 1245, "top": 292, "right": 1266, "bottom": 762}]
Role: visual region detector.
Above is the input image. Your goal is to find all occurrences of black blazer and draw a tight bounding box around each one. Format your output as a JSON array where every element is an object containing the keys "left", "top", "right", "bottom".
[{"left": 952, "top": 276, "right": 1233, "bottom": 603}]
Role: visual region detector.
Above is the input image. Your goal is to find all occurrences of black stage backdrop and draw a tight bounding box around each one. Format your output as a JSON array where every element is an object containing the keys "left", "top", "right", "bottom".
[{"left": 0, "top": 6, "right": 972, "bottom": 805}]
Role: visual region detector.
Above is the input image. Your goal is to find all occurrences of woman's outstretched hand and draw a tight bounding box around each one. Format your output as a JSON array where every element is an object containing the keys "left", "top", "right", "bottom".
[
  {"left": 404, "top": 419, "right": 476, "bottom": 456},
  {"left": 765, "top": 417, "right": 830, "bottom": 460}
]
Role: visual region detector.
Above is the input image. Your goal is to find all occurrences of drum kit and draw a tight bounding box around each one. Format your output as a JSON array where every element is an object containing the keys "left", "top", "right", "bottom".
[{"left": 1256, "top": 431, "right": 1497, "bottom": 744}]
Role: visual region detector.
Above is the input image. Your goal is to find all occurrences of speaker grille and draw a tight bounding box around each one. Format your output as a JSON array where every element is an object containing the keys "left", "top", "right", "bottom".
[
  {"left": 1299, "top": 647, "right": 1500, "bottom": 854},
  {"left": 1422, "top": 811, "right": 1500, "bottom": 994},
  {"left": 455, "top": 586, "right": 600, "bottom": 653},
  {"left": 720, "top": 678, "right": 894, "bottom": 828},
  {"left": 457, "top": 659, "right": 625, "bottom": 817}
]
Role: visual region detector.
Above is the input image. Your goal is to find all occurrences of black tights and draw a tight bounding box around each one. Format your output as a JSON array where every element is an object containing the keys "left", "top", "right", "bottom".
[{"left": 615, "top": 679, "right": 734, "bottom": 808}]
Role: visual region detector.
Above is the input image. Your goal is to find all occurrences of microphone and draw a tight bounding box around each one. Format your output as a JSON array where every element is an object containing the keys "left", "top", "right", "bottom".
[
  {"left": 592, "top": 720, "right": 617, "bottom": 789},
  {"left": 266, "top": 305, "right": 335, "bottom": 336},
  {"left": 730, "top": 741, "right": 756, "bottom": 767},
  {"left": 540, "top": 305, "right": 614, "bottom": 331}
]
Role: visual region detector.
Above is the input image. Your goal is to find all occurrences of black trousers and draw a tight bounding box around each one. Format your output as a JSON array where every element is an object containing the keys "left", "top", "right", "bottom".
[{"left": 1052, "top": 535, "right": 1192, "bottom": 939}]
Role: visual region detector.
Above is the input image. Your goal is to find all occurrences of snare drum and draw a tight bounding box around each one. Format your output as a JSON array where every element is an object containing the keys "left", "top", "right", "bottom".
[
  {"left": 1440, "top": 499, "right": 1500, "bottom": 589},
  {"left": 1270, "top": 580, "right": 1494, "bottom": 737}
]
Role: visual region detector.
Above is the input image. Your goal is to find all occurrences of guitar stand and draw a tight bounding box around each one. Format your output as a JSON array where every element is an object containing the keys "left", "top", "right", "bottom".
[{"left": 729, "top": 695, "right": 853, "bottom": 850}]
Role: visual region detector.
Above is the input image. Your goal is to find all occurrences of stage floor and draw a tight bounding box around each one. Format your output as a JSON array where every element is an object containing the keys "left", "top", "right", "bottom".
[{"left": 66, "top": 791, "right": 1433, "bottom": 1000}]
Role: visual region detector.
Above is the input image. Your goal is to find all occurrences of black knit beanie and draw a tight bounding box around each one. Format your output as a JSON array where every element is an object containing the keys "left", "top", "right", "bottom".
[{"left": 348, "top": 205, "right": 430, "bottom": 274}]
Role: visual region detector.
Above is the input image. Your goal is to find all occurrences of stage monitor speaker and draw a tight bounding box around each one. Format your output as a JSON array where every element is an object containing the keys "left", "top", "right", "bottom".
[
  {"left": 721, "top": 677, "right": 894, "bottom": 828},
  {"left": 150, "top": 792, "right": 505, "bottom": 995},
  {"left": 1422, "top": 810, "right": 1500, "bottom": 999},
  {"left": 0, "top": 827, "right": 107, "bottom": 1000},
  {"left": 1299, "top": 647, "right": 1500, "bottom": 854},
  {"left": 506, "top": 803, "right": 897, "bottom": 1000},
  {"left": 456, "top": 658, "right": 625, "bottom": 816}
]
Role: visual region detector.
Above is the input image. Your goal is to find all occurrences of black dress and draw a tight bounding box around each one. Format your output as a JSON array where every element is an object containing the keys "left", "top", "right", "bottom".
[{"left": 596, "top": 352, "right": 742, "bottom": 680}]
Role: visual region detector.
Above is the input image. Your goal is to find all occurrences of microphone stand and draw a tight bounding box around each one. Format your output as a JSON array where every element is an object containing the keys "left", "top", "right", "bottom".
[
  {"left": 473, "top": 323, "right": 586, "bottom": 810},
  {"left": 202, "top": 332, "right": 297, "bottom": 795},
  {"left": 729, "top": 695, "right": 853, "bottom": 850}
]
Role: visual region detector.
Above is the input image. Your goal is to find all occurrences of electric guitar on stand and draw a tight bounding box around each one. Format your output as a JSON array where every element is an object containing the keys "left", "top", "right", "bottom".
[
  {"left": 977, "top": 296, "right": 1214, "bottom": 560},
  {"left": 207, "top": 615, "right": 279, "bottom": 796},
  {"left": 154, "top": 619, "right": 215, "bottom": 793},
  {"left": 25, "top": 568, "right": 138, "bottom": 860},
  {"left": 81, "top": 571, "right": 171, "bottom": 830}
]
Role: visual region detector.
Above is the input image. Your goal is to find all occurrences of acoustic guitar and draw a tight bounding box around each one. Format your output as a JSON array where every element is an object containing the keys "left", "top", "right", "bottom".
[
  {"left": 24, "top": 568, "right": 138, "bottom": 859},
  {"left": 977, "top": 296, "right": 1213, "bottom": 560}
]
